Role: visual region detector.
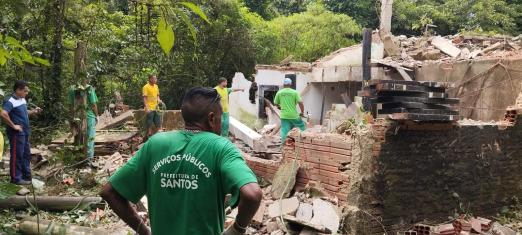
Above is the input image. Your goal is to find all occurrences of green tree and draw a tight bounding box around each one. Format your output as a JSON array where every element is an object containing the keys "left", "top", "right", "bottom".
[
  {"left": 262, "top": 2, "right": 361, "bottom": 62},
  {"left": 324, "top": 0, "right": 380, "bottom": 29}
]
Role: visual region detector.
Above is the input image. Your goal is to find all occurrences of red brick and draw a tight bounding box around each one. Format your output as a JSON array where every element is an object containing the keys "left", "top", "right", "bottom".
[
  {"left": 336, "top": 192, "right": 348, "bottom": 201},
  {"left": 309, "top": 144, "right": 331, "bottom": 152},
  {"left": 331, "top": 140, "right": 352, "bottom": 150},
  {"left": 311, "top": 138, "right": 331, "bottom": 147},
  {"left": 323, "top": 183, "right": 340, "bottom": 193},
  {"left": 319, "top": 157, "right": 339, "bottom": 167},
  {"left": 320, "top": 164, "right": 340, "bottom": 173},
  {"left": 331, "top": 153, "right": 350, "bottom": 164},
  {"left": 331, "top": 147, "right": 352, "bottom": 155}
]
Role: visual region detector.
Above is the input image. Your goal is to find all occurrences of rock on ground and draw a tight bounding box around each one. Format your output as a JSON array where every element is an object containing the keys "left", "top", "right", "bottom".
[
  {"left": 296, "top": 203, "right": 313, "bottom": 222},
  {"left": 310, "top": 199, "right": 340, "bottom": 233},
  {"left": 268, "top": 197, "right": 299, "bottom": 219},
  {"left": 270, "top": 161, "right": 299, "bottom": 199}
]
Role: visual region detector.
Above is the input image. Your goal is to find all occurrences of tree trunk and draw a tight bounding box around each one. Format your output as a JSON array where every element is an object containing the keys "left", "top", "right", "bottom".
[
  {"left": 43, "top": 0, "right": 65, "bottom": 123},
  {"left": 0, "top": 196, "right": 102, "bottom": 211},
  {"left": 20, "top": 219, "right": 107, "bottom": 235}
]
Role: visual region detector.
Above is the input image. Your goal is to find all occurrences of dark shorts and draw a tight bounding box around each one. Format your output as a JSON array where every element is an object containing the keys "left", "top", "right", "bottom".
[{"left": 146, "top": 111, "right": 161, "bottom": 128}]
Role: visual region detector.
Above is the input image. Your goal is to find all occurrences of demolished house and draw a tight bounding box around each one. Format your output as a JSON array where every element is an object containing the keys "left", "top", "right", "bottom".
[{"left": 223, "top": 30, "right": 522, "bottom": 234}]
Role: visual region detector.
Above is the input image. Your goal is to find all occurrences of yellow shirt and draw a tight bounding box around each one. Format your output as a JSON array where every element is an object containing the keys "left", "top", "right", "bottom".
[
  {"left": 215, "top": 86, "right": 231, "bottom": 113},
  {"left": 143, "top": 83, "right": 159, "bottom": 110}
]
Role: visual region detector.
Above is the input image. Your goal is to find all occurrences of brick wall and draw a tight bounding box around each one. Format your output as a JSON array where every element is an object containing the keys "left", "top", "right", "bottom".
[
  {"left": 243, "top": 117, "right": 522, "bottom": 235},
  {"left": 243, "top": 132, "right": 353, "bottom": 203},
  {"left": 364, "top": 118, "right": 522, "bottom": 234}
]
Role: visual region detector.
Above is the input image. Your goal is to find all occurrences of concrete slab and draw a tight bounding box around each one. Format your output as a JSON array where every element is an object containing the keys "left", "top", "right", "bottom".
[
  {"left": 296, "top": 203, "right": 313, "bottom": 222},
  {"left": 229, "top": 116, "right": 262, "bottom": 148},
  {"left": 267, "top": 197, "right": 299, "bottom": 218},
  {"left": 310, "top": 199, "right": 340, "bottom": 233},
  {"left": 431, "top": 36, "right": 461, "bottom": 57}
]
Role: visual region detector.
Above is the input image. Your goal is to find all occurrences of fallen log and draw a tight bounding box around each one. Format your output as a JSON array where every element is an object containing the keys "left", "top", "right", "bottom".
[
  {"left": 20, "top": 218, "right": 106, "bottom": 235},
  {"left": 0, "top": 196, "right": 102, "bottom": 211}
]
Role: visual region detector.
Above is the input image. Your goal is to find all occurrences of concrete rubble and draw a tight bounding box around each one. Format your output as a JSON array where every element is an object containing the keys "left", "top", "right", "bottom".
[
  {"left": 379, "top": 33, "right": 522, "bottom": 69},
  {"left": 404, "top": 216, "right": 519, "bottom": 235}
]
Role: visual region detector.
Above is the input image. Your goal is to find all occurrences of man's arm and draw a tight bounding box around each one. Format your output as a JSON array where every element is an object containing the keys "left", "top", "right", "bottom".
[
  {"left": 100, "top": 184, "right": 151, "bottom": 235},
  {"left": 233, "top": 183, "right": 262, "bottom": 231},
  {"left": 298, "top": 102, "right": 304, "bottom": 116},
  {"left": 230, "top": 88, "right": 244, "bottom": 93},
  {"left": 143, "top": 96, "right": 149, "bottom": 112},
  {"left": 0, "top": 110, "right": 22, "bottom": 132},
  {"left": 28, "top": 107, "right": 42, "bottom": 116},
  {"left": 92, "top": 104, "right": 99, "bottom": 117}
]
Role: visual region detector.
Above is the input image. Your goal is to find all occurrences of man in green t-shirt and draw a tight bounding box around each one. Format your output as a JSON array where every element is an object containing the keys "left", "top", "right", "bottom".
[
  {"left": 274, "top": 78, "right": 306, "bottom": 142},
  {"left": 68, "top": 78, "right": 99, "bottom": 160},
  {"left": 100, "top": 87, "right": 262, "bottom": 235}
]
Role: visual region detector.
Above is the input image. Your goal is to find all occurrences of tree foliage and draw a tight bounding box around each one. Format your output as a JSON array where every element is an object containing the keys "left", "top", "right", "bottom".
[
  {"left": 323, "top": 0, "right": 522, "bottom": 36},
  {"left": 259, "top": 2, "right": 361, "bottom": 62}
]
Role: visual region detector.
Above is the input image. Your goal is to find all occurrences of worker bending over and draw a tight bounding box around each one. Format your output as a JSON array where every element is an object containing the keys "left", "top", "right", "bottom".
[
  {"left": 274, "top": 78, "right": 306, "bottom": 142},
  {"left": 101, "top": 87, "right": 262, "bottom": 235}
]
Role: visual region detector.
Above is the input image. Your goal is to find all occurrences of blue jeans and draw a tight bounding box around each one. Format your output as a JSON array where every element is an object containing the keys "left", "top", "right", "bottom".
[{"left": 8, "top": 133, "right": 31, "bottom": 183}]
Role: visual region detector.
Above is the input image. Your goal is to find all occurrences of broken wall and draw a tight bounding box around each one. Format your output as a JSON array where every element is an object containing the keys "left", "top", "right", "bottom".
[
  {"left": 416, "top": 57, "right": 522, "bottom": 121},
  {"left": 353, "top": 118, "right": 522, "bottom": 234},
  {"left": 244, "top": 132, "right": 353, "bottom": 203}
]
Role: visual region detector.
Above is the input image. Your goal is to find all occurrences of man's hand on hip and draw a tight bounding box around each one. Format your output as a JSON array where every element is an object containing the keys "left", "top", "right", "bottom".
[
  {"left": 13, "top": 125, "right": 23, "bottom": 132},
  {"left": 145, "top": 107, "right": 150, "bottom": 113}
]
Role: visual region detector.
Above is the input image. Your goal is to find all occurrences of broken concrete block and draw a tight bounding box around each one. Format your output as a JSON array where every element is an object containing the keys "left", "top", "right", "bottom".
[
  {"left": 423, "top": 49, "right": 442, "bottom": 60},
  {"left": 270, "top": 230, "right": 285, "bottom": 235},
  {"left": 266, "top": 221, "right": 279, "bottom": 234},
  {"left": 252, "top": 201, "right": 266, "bottom": 225},
  {"left": 270, "top": 161, "right": 299, "bottom": 199},
  {"left": 229, "top": 116, "right": 262, "bottom": 148},
  {"left": 482, "top": 42, "right": 505, "bottom": 54},
  {"left": 431, "top": 36, "right": 461, "bottom": 57},
  {"left": 299, "top": 228, "right": 318, "bottom": 235},
  {"left": 268, "top": 197, "right": 299, "bottom": 218},
  {"left": 381, "top": 33, "right": 401, "bottom": 57},
  {"left": 310, "top": 199, "right": 340, "bottom": 233},
  {"left": 296, "top": 203, "right": 313, "bottom": 222},
  {"left": 283, "top": 215, "right": 331, "bottom": 234},
  {"left": 460, "top": 48, "right": 471, "bottom": 59}
]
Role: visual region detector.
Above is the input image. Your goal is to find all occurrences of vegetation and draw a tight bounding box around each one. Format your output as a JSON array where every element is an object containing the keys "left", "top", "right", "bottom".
[{"left": 0, "top": 0, "right": 521, "bottom": 143}]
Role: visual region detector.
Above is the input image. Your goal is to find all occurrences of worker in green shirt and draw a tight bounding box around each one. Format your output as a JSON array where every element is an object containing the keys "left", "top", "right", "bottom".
[
  {"left": 274, "top": 78, "right": 306, "bottom": 142},
  {"left": 68, "top": 78, "right": 99, "bottom": 161},
  {"left": 100, "top": 87, "right": 262, "bottom": 235}
]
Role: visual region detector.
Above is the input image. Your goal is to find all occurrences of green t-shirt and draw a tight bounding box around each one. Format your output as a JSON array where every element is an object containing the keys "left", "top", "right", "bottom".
[
  {"left": 274, "top": 88, "right": 302, "bottom": 119},
  {"left": 109, "top": 131, "right": 258, "bottom": 235},
  {"left": 67, "top": 86, "right": 98, "bottom": 118}
]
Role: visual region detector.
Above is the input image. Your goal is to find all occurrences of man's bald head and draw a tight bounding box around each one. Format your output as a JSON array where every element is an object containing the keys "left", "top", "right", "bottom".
[{"left": 181, "top": 87, "right": 222, "bottom": 134}]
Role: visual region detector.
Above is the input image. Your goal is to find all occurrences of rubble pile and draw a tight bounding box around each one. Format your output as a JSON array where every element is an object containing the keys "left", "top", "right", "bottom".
[
  {"left": 403, "top": 216, "right": 518, "bottom": 235},
  {"left": 381, "top": 34, "right": 522, "bottom": 68},
  {"left": 226, "top": 184, "right": 342, "bottom": 235}
]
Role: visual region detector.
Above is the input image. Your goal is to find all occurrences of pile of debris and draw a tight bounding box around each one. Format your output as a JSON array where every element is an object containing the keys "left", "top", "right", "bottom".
[
  {"left": 382, "top": 34, "right": 522, "bottom": 68},
  {"left": 404, "top": 216, "right": 518, "bottom": 235},
  {"left": 226, "top": 186, "right": 342, "bottom": 235}
]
